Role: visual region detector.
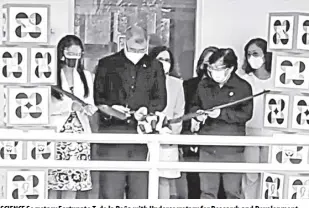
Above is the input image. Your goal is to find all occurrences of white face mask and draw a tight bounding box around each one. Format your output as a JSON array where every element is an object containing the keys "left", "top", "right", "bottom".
[
  {"left": 160, "top": 61, "right": 171, "bottom": 74},
  {"left": 208, "top": 69, "right": 232, "bottom": 84},
  {"left": 156, "top": 51, "right": 171, "bottom": 74},
  {"left": 125, "top": 51, "right": 145, "bottom": 65},
  {"left": 248, "top": 56, "right": 264, "bottom": 70}
]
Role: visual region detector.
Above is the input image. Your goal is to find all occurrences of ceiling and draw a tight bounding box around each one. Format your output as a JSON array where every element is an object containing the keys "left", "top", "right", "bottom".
[{"left": 76, "top": 0, "right": 196, "bottom": 9}]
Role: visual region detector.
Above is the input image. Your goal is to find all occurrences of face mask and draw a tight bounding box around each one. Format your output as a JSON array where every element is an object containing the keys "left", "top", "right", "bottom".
[
  {"left": 160, "top": 61, "right": 171, "bottom": 74},
  {"left": 209, "top": 69, "right": 231, "bottom": 84},
  {"left": 63, "top": 50, "right": 82, "bottom": 68},
  {"left": 65, "top": 58, "right": 79, "bottom": 68},
  {"left": 248, "top": 56, "right": 264, "bottom": 70},
  {"left": 125, "top": 50, "right": 145, "bottom": 65}
]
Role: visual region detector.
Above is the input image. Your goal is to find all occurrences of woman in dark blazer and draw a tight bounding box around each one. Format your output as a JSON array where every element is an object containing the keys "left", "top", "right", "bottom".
[{"left": 179, "top": 46, "right": 218, "bottom": 199}]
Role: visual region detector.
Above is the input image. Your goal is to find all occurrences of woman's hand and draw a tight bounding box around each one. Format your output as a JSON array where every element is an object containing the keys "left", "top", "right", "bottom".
[
  {"left": 196, "top": 109, "right": 208, "bottom": 123},
  {"left": 190, "top": 109, "right": 207, "bottom": 133},
  {"left": 71, "top": 102, "right": 98, "bottom": 116},
  {"left": 72, "top": 101, "right": 83, "bottom": 112},
  {"left": 83, "top": 104, "right": 98, "bottom": 116},
  {"left": 204, "top": 109, "right": 221, "bottom": 118},
  {"left": 190, "top": 118, "right": 201, "bottom": 133}
]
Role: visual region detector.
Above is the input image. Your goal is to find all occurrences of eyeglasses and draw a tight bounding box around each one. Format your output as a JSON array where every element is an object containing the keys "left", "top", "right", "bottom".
[
  {"left": 64, "top": 50, "right": 83, "bottom": 58},
  {"left": 247, "top": 52, "right": 263, "bottom": 58},
  {"left": 157, "top": 57, "right": 171, "bottom": 63},
  {"left": 127, "top": 47, "right": 147, "bottom": 53},
  {"left": 208, "top": 65, "right": 227, "bottom": 72}
]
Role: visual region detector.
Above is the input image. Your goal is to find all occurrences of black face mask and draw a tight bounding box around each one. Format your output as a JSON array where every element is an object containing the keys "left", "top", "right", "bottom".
[{"left": 65, "top": 58, "right": 78, "bottom": 68}]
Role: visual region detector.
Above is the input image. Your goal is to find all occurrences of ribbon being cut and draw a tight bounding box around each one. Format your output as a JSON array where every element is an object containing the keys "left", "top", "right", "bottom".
[{"left": 51, "top": 86, "right": 270, "bottom": 134}]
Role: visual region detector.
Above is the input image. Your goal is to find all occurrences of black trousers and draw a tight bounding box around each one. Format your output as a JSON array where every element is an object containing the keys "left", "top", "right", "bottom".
[
  {"left": 182, "top": 146, "right": 227, "bottom": 199},
  {"left": 182, "top": 146, "right": 201, "bottom": 199},
  {"left": 89, "top": 121, "right": 149, "bottom": 199}
]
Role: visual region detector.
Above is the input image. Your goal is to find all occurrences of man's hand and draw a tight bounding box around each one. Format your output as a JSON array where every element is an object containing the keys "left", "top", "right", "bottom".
[
  {"left": 137, "top": 112, "right": 157, "bottom": 134},
  {"left": 205, "top": 109, "right": 221, "bottom": 118},
  {"left": 145, "top": 113, "right": 158, "bottom": 130},
  {"left": 137, "top": 120, "right": 153, "bottom": 134},
  {"left": 112, "top": 105, "right": 131, "bottom": 118},
  {"left": 137, "top": 112, "right": 172, "bottom": 134},
  {"left": 134, "top": 107, "right": 148, "bottom": 121}
]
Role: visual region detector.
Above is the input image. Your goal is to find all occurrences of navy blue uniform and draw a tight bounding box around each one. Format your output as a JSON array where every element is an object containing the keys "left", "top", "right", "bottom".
[{"left": 189, "top": 74, "right": 253, "bottom": 199}]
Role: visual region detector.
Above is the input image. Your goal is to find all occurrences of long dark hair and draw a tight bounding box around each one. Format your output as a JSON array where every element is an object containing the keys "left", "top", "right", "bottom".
[
  {"left": 149, "top": 46, "right": 179, "bottom": 78},
  {"left": 242, "top": 38, "right": 272, "bottom": 74},
  {"left": 196, "top": 46, "right": 218, "bottom": 78},
  {"left": 52, "top": 35, "right": 89, "bottom": 100}
]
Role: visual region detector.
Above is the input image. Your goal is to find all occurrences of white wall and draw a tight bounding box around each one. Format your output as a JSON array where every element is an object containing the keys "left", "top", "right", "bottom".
[
  {"left": 0, "top": 0, "right": 74, "bottom": 125},
  {"left": 0, "top": 0, "right": 74, "bottom": 45},
  {"left": 197, "top": 0, "right": 309, "bottom": 68}
]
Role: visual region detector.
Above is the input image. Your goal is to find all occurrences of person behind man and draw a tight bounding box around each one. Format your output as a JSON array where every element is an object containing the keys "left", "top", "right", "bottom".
[
  {"left": 93, "top": 24, "right": 167, "bottom": 199},
  {"left": 189, "top": 48, "right": 253, "bottom": 199},
  {"left": 149, "top": 46, "right": 185, "bottom": 199},
  {"left": 148, "top": 33, "right": 163, "bottom": 53},
  {"left": 180, "top": 46, "right": 218, "bottom": 199}
]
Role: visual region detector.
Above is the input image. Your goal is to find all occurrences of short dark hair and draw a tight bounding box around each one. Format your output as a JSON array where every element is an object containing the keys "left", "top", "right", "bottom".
[
  {"left": 149, "top": 46, "right": 179, "bottom": 78},
  {"left": 125, "top": 24, "right": 148, "bottom": 41},
  {"left": 209, "top": 48, "right": 238, "bottom": 73},
  {"left": 196, "top": 46, "right": 218, "bottom": 78},
  {"left": 242, "top": 38, "right": 272, "bottom": 74}
]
